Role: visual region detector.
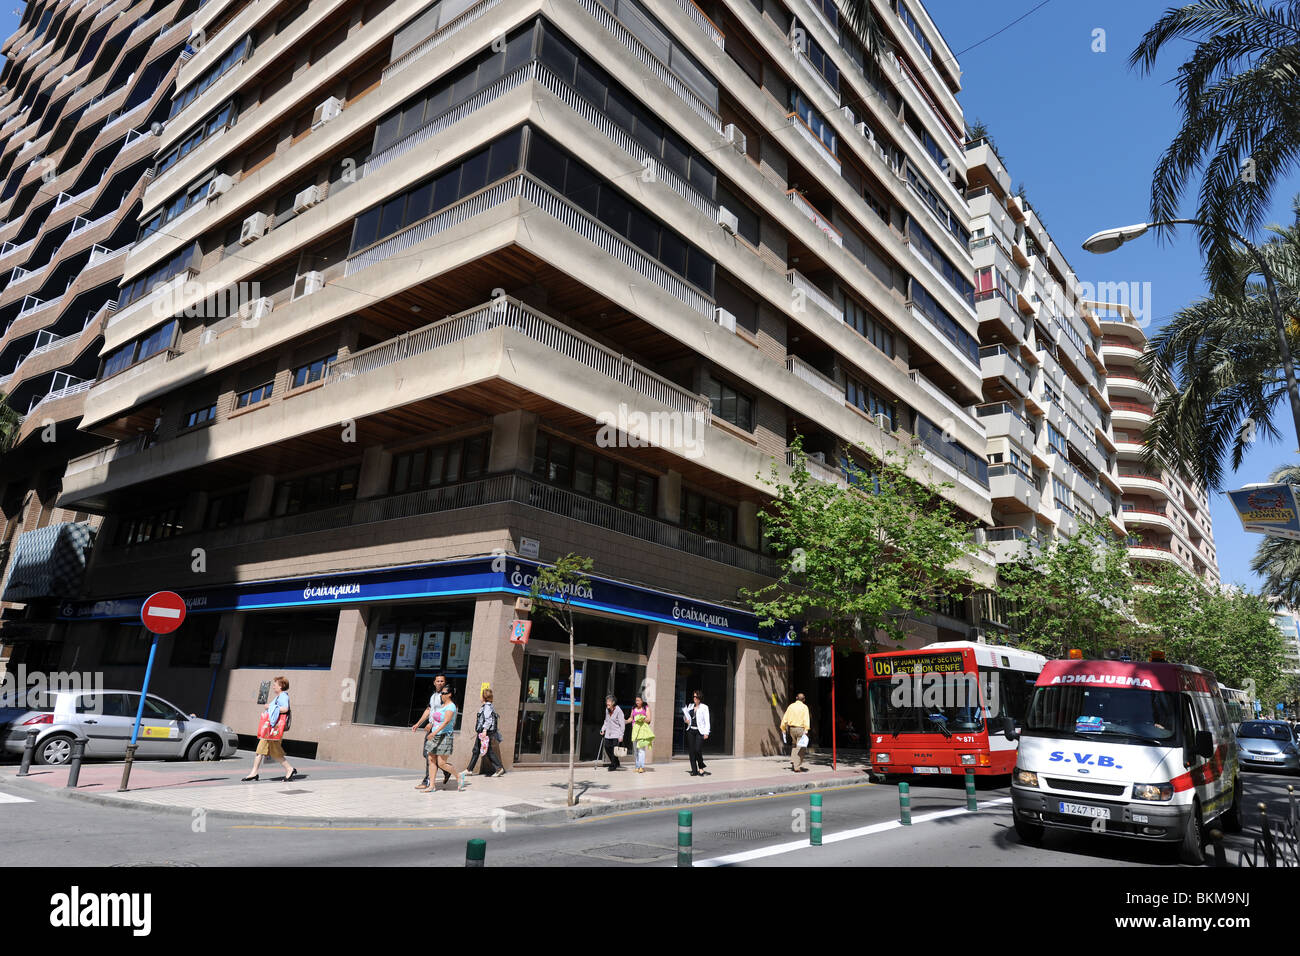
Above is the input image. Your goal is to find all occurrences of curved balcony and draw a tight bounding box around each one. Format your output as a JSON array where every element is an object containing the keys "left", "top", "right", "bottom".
[
  {"left": 1111, "top": 399, "right": 1154, "bottom": 428},
  {"left": 1118, "top": 471, "right": 1171, "bottom": 499},
  {"left": 1125, "top": 542, "right": 1180, "bottom": 566},
  {"left": 1106, "top": 371, "right": 1157, "bottom": 402},
  {"left": 1121, "top": 507, "right": 1175, "bottom": 536}
]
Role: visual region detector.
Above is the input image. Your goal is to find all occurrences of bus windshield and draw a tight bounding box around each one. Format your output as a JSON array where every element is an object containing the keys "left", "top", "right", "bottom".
[
  {"left": 1025, "top": 685, "right": 1180, "bottom": 745},
  {"left": 868, "top": 674, "right": 987, "bottom": 735}
]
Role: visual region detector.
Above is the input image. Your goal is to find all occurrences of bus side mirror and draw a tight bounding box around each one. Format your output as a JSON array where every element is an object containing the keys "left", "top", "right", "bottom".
[
  {"left": 1002, "top": 715, "right": 1017, "bottom": 741},
  {"left": 1195, "top": 730, "right": 1214, "bottom": 760}
]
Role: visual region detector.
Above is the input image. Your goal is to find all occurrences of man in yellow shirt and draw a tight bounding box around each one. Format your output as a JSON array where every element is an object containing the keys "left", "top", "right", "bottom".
[{"left": 780, "top": 693, "right": 812, "bottom": 772}]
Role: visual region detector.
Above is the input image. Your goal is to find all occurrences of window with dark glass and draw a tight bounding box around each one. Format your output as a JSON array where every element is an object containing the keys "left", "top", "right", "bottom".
[
  {"left": 205, "top": 488, "right": 248, "bottom": 529},
  {"left": 236, "top": 381, "right": 273, "bottom": 408},
  {"left": 169, "top": 35, "right": 251, "bottom": 118},
  {"left": 843, "top": 295, "right": 895, "bottom": 358},
  {"left": 908, "top": 217, "right": 974, "bottom": 305},
  {"left": 680, "top": 489, "right": 736, "bottom": 542},
  {"left": 117, "top": 244, "right": 200, "bottom": 309},
  {"left": 909, "top": 281, "right": 979, "bottom": 365},
  {"left": 789, "top": 88, "right": 836, "bottom": 156},
  {"left": 154, "top": 101, "right": 236, "bottom": 177},
  {"left": 526, "top": 129, "right": 716, "bottom": 295},
  {"left": 847, "top": 375, "right": 903, "bottom": 430},
  {"left": 914, "top": 414, "right": 989, "bottom": 486},
  {"left": 291, "top": 352, "right": 336, "bottom": 388},
  {"left": 184, "top": 403, "right": 216, "bottom": 428},
  {"left": 272, "top": 464, "right": 360, "bottom": 517},
  {"left": 794, "top": 28, "right": 838, "bottom": 91},
  {"left": 532, "top": 432, "right": 656, "bottom": 515},
  {"left": 715, "top": 275, "right": 758, "bottom": 334},
  {"left": 354, "top": 602, "right": 476, "bottom": 727},
  {"left": 389, "top": 434, "right": 492, "bottom": 493},
  {"left": 115, "top": 505, "right": 184, "bottom": 545},
  {"left": 238, "top": 610, "right": 337, "bottom": 668},
  {"left": 704, "top": 375, "right": 753, "bottom": 431},
  {"left": 717, "top": 184, "right": 759, "bottom": 246}
]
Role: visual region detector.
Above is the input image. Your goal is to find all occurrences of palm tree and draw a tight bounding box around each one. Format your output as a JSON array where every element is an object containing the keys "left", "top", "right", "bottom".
[
  {"left": 1131, "top": 1, "right": 1300, "bottom": 290},
  {"left": 1139, "top": 198, "right": 1300, "bottom": 491},
  {"left": 1251, "top": 465, "right": 1300, "bottom": 603}
]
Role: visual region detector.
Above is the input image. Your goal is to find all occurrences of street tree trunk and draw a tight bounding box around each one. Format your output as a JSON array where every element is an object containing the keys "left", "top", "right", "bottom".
[{"left": 568, "top": 624, "right": 575, "bottom": 806}]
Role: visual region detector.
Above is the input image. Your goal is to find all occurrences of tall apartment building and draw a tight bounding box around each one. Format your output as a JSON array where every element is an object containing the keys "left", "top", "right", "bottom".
[
  {"left": 962, "top": 139, "right": 1127, "bottom": 570},
  {"left": 1092, "top": 300, "right": 1219, "bottom": 584},
  {"left": 38, "top": 0, "right": 1006, "bottom": 766},
  {"left": 0, "top": 0, "right": 199, "bottom": 670}
]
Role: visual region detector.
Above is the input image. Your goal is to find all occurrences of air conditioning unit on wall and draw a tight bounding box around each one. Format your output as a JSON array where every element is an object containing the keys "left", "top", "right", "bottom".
[
  {"left": 716, "top": 206, "right": 739, "bottom": 235},
  {"left": 291, "top": 271, "right": 324, "bottom": 300},
  {"left": 293, "top": 185, "right": 321, "bottom": 212},
  {"left": 239, "top": 212, "right": 268, "bottom": 244},
  {"left": 723, "top": 123, "right": 746, "bottom": 154},
  {"left": 205, "top": 174, "right": 234, "bottom": 201},
  {"left": 713, "top": 307, "right": 736, "bottom": 332},
  {"left": 311, "top": 97, "right": 343, "bottom": 129}
]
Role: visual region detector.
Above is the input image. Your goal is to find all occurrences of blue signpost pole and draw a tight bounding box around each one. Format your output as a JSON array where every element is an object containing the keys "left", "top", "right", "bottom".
[{"left": 118, "top": 633, "right": 160, "bottom": 792}]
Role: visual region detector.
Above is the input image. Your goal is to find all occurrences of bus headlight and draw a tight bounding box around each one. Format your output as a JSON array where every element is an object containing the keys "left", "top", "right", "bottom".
[
  {"left": 1014, "top": 769, "right": 1038, "bottom": 787},
  {"left": 961, "top": 754, "right": 977, "bottom": 765},
  {"left": 1132, "top": 783, "right": 1174, "bottom": 801},
  {"left": 875, "top": 753, "right": 891, "bottom": 763}
]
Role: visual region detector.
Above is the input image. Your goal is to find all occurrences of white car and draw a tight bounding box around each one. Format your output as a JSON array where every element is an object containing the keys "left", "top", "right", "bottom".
[
  {"left": 1010, "top": 658, "right": 1241, "bottom": 865},
  {"left": 1, "top": 688, "right": 239, "bottom": 765}
]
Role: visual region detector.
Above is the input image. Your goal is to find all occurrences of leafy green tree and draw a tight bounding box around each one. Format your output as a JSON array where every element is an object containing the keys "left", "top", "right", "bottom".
[
  {"left": 744, "top": 438, "right": 978, "bottom": 652},
  {"left": 528, "top": 552, "right": 593, "bottom": 807},
  {"left": 997, "top": 520, "right": 1133, "bottom": 659},
  {"left": 1140, "top": 203, "right": 1300, "bottom": 490},
  {"left": 0, "top": 391, "right": 18, "bottom": 454},
  {"left": 1132, "top": 1, "right": 1300, "bottom": 289}
]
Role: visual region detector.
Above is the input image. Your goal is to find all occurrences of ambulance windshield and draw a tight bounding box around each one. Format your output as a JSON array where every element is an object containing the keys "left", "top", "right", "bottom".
[{"left": 1024, "top": 686, "right": 1180, "bottom": 745}]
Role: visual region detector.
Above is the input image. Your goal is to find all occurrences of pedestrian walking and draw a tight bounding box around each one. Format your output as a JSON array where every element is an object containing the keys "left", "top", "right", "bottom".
[
  {"left": 601, "top": 695, "right": 626, "bottom": 770},
  {"left": 242, "top": 676, "right": 298, "bottom": 783},
  {"left": 466, "top": 687, "right": 506, "bottom": 778},
  {"left": 411, "top": 674, "right": 450, "bottom": 789},
  {"left": 418, "top": 686, "right": 461, "bottom": 792},
  {"left": 626, "top": 695, "right": 654, "bottom": 772},
  {"left": 780, "top": 692, "right": 811, "bottom": 772},
  {"left": 683, "top": 689, "right": 710, "bottom": 776}
]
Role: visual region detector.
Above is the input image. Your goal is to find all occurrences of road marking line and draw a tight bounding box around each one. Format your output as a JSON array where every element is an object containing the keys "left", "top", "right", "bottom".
[
  {"left": 0, "top": 791, "right": 34, "bottom": 803},
  {"left": 695, "top": 797, "right": 1013, "bottom": 866}
]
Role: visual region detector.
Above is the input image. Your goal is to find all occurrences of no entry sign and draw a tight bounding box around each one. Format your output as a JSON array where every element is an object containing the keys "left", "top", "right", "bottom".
[{"left": 141, "top": 591, "right": 186, "bottom": 634}]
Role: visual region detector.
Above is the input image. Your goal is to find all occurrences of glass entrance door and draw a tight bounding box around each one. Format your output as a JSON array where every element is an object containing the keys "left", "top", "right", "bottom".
[{"left": 515, "top": 651, "right": 586, "bottom": 763}]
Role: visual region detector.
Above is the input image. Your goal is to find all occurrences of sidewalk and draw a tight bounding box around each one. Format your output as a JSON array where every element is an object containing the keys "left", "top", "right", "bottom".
[{"left": 1, "top": 751, "right": 873, "bottom": 826}]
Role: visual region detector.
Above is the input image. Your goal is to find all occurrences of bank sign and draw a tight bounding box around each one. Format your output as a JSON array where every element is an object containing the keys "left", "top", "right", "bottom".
[
  {"left": 1227, "top": 483, "right": 1300, "bottom": 542},
  {"left": 58, "top": 557, "right": 795, "bottom": 646}
]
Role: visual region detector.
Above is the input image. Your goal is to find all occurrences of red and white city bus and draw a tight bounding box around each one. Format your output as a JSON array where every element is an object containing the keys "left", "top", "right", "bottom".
[{"left": 867, "top": 641, "right": 1048, "bottom": 777}]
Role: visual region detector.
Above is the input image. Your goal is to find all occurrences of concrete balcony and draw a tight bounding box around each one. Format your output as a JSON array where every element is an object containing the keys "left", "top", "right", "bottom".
[
  {"left": 787, "top": 269, "right": 843, "bottom": 324},
  {"left": 786, "top": 110, "right": 841, "bottom": 174},
  {"left": 787, "top": 188, "right": 842, "bottom": 247},
  {"left": 976, "top": 402, "right": 1033, "bottom": 444},
  {"left": 1126, "top": 543, "right": 1179, "bottom": 565},
  {"left": 1106, "top": 372, "right": 1157, "bottom": 402},
  {"left": 1118, "top": 472, "right": 1171, "bottom": 500},
  {"left": 1111, "top": 400, "right": 1155, "bottom": 428},
  {"left": 974, "top": 289, "right": 1024, "bottom": 341},
  {"left": 979, "top": 344, "right": 1028, "bottom": 396},
  {"left": 988, "top": 464, "right": 1039, "bottom": 512},
  {"left": 786, "top": 354, "right": 842, "bottom": 403},
  {"left": 909, "top": 370, "right": 978, "bottom": 430}
]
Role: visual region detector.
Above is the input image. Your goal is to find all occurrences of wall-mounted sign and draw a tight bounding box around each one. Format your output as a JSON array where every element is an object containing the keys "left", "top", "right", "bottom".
[
  {"left": 508, "top": 619, "right": 531, "bottom": 644},
  {"left": 419, "top": 629, "right": 444, "bottom": 669},
  {"left": 372, "top": 631, "right": 395, "bottom": 669},
  {"left": 447, "top": 630, "right": 470, "bottom": 669},
  {"left": 519, "top": 537, "right": 540, "bottom": 558},
  {"left": 395, "top": 629, "right": 419, "bottom": 669}
]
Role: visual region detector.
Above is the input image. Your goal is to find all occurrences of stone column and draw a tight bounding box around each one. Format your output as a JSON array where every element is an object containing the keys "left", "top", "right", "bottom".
[
  {"left": 180, "top": 491, "right": 208, "bottom": 533},
  {"left": 356, "top": 445, "right": 391, "bottom": 498},
  {"left": 656, "top": 470, "right": 682, "bottom": 523},
  {"left": 737, "top": 501, "right": 759, "bottom": 550},
  {"left": 243, "top": 475, "right": 276, "bottom": 522},
  {"left": 457, "top": 597, "right": 524, "bottom": 769},
  {"left": 321, "top": 607, "right": 370, "bottom": 757},
  {"left": 645, "top": 623, "right": 677, "bottom": 763},
  {"left": 487, "top": 410, "right": 538, "bottom": 474},
  {"left": 734, "top": 642, "right": 790, "bottom": 757}
]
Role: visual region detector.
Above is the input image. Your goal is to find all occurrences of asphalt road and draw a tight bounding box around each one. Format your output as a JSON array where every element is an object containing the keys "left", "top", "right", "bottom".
[{"left": 2, "top": 769, "right": 1295, "bottom": 867}]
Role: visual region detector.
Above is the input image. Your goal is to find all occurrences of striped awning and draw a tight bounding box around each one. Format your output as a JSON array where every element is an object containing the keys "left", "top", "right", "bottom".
[{"left": 1, "top": 522, "right": 96, "bottom": 602}]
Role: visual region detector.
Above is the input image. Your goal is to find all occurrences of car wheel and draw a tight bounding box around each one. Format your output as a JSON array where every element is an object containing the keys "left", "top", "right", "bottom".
[
  {"left": 1014, "top": 816, "right": 1044, "bottom": 846},
  {"left": 36, "top": 733, "right": 75, "bottom": 766},
  {"left": 1178, "top": 800, "right": 1205, "bottom": 866},
  {"left": 1221, "top": 778, "right": 1243, "bottom": 833},
  {"left": 185, "top": 735, "right": 221, "bottom": 762}
]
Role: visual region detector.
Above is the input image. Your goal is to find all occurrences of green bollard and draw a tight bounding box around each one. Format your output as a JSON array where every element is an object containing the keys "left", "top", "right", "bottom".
[
  {"left": 810, "top": 792, "right": 823, "bottom": 846},
  {"left": 965, "top": 771, "right": 978, "bottom": 811},
  {"left": 465, "top": 838, "right": 486, "bottom": 867},
  {"left": 677, "top": 809, "right": 693, "bottom": 867},
  {"left": 899, "top": 781, "right": 912, "bottom": 826}
]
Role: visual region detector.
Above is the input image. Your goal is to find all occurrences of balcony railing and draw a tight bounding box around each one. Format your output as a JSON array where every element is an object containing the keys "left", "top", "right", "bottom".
[
  {"left": 786, "top": 110, "right": 840, "bottom": 172},
  {"left": 786, "top": 269, "right": 842, "bottom": 322},
  {"left": 344, "top": 173, "right": 714, "bottom": 317},
  {"left": 988, "top": 462, "right": 1032, "bottom": 483},
  {"left": 976, "top": 402, "right": 1021, "bottom": 422},
  {"left": 575, "top": 0, "right": 721, "bottom": 131},
  {"left": 383, "top": 0, "right": 502, "bottom": 82},
  {"left": 987, "top": 526, "right": 1032, "bottom": 542},
  {"left": 673, "top": 0, "right": 725, "bottom": 47},
  {"left": 1110, "top": 399, "right": 1154, "bottom": 417},
  {"left": 786, "top": 354, "right": 842, "bottom": 402},
  {"left": 106, "top": 471, "right": 783, "bottom": 577},
  {"left": 325, "top": 296, "right": 710, "bottom": 418},
  {"left": 787, "top": 188, "right": 842, "bottom": 247},
  {"left": 26, "top": 376, "right": 93, "bottom": 415}
]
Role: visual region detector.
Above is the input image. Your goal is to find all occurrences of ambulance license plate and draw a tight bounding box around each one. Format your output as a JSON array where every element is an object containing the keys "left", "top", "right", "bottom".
[
  {"left": 1059, "top": 802, "right": 1110, "bottom": 819},
  {"left": 912, "top": 766, "right": 939, "bottom": 774}
]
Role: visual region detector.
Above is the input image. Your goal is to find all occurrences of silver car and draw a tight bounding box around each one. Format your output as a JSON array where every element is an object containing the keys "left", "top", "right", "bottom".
[
  {"left": 1, "top": 688, "right": 239, "bottom": 765},
  {"left": 1236, "top": 719, "right": 1300, "bottom": 774}
]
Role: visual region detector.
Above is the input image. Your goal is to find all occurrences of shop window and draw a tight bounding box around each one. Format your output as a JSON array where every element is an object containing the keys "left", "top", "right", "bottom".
[
  {"left": 101, "top": 625, "right": 153, "bottom": 665},
  {"left": 237, "top": 610, "right": 338, "bottom": 668},
  {"left": 354, "top": 602, "right": 475, "bottom": 727},
  {"left": 169, "top": 614, "right": 225, "bottom": 667}
]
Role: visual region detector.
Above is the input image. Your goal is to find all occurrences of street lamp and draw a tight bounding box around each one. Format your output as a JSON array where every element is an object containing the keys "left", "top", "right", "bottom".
[{"left": 1083, "top": 217, "right": 1300, "bottom": 454}]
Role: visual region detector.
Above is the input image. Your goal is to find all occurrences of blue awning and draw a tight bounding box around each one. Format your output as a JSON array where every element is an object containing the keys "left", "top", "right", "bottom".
[{"left": 1, "top": 522, "right": 96, "bottom": 602}]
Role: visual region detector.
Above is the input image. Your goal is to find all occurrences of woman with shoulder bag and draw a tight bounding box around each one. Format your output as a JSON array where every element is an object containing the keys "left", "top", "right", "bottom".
[
  {"left": 242, "top": 676, "right": 298, "bottom": 783},
  {"left": 465, "top": 687, "right": 506, "bottom": 778}
]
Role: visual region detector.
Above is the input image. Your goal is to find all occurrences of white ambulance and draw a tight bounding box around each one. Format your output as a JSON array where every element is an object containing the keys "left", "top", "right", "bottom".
[{"left": 1010, "top": 656, "right": 1241, "bottom": 864}]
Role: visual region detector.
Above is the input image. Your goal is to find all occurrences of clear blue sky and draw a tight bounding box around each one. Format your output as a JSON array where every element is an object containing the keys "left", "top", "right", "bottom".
[
  {"left": 1, "top": 2, "right": 1294, "bottom": 590},
  {"left": 926, "top": 0, "right": 1300, "bottom": 593}
]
